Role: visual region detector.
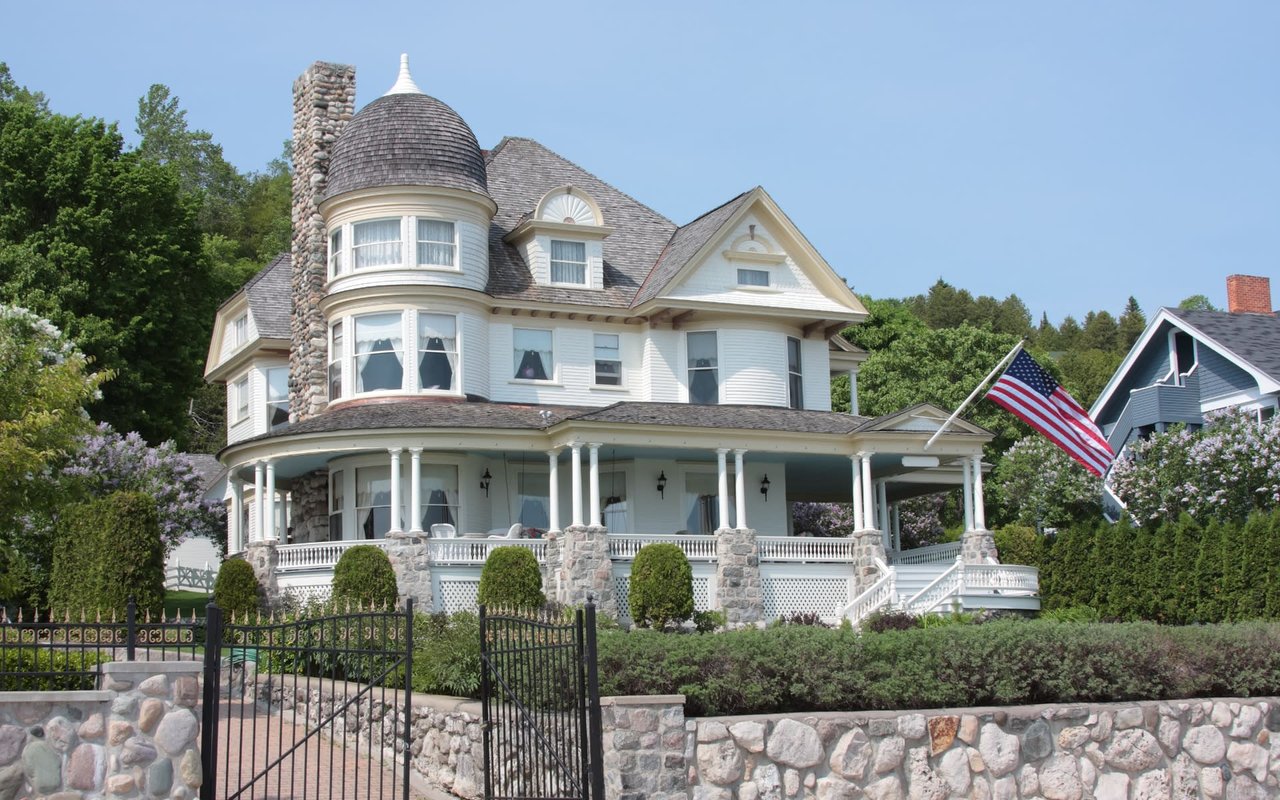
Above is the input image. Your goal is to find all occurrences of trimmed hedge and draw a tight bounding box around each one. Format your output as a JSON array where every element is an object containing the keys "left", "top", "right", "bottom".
[
  {"left": 50, "top": 491, "right": 165, "bottom": 617},
  {"left": 0, "top": 648, "right": 110, "bottom": 691},
  {"left": 595, "top": 620, "right": 1280, "bottom": 717},
  {"left": 213, "top": 558, "right": 260, "bottom": 619},
  {"left": 629, "top": 542, "right": 693, "bottom": 629},
  {"left": 332, "top": 545, "right": 398, "bottom": 608},
  {"left": 478, "top": 547, "right": 544, "bottom": 610}
]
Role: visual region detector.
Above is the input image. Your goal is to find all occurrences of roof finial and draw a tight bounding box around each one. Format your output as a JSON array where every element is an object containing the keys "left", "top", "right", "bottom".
[{"left": 385, "top": 53, "right": 422, "bottom": 96}]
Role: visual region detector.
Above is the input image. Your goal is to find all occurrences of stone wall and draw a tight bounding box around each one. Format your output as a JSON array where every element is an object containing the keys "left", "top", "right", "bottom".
[
  {"left": 602, "top": 695, "right": 687, "bottom": 800},
  {"left": 290, "top": 61, "right": 355, "bottom": 422},
  {"left": 290, "top": 469, "right": 330, "bottom": 544},
  {"left": 0, "top": 661, "right": 203, "bottom": 800}
]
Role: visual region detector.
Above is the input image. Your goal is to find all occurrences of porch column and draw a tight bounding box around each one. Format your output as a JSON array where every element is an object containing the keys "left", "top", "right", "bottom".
[
  {"left": 230, "top": 478, "right": 245, "bottom": 552},
  {"left": 971, "top": 454, "right": 987, "bottom": 530},
  {"left": 962, "top": 455, "right": 975, "bottom": 532},
  {"left": 893, "top": 502, "right": 902, "bottom": 552},
  {"left": 408, "top": 448, "right": 423, "bottom": 533},
  {"left": 588, "top": 443, "right": 601, "bottom": 527},
  {"left": 252, "top": 462, "right": 265, "bottom": 543},
  {"left": 850, "top": 455, "right": 864, "bottom": 530},
  {"left": 733, "top": 449, "right": 748, "bottom": 530},
  {"left": 877, "top": 479, "right": 890, "bottom": 550},
  {"left": 569, "top": 443, "right": 584, "bottom": 527},
  {"left": 547, "top": 450, "right": 561, "bottom": 532},
  {"left": 716, "top": 449, "right": 730, "bottom": 530},
  {"left": 848, "top": 370, "right": 859, "bottom": 415},
  {"left": 388, "top": 448, "right": 403, "bottom": 534},
  {"left": 860, "top": 452, "right": 874, "bottom": 531},
  {"left": 265, "top": 460, "right": 279, "bottom": 541}
]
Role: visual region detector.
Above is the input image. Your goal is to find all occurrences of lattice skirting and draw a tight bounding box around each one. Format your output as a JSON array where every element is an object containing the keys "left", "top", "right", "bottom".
[
  {"left": 761, "top": 577, "right": 850, "bottom": 620},
  {"left": 279, "top": 583, "right": 333, "bottom": 605},
  {"left": 436, "top": 579, "right": 480, "bottom": 613},
  {"left": 613, "top": 575, "right": 712, "bottom": 620}
]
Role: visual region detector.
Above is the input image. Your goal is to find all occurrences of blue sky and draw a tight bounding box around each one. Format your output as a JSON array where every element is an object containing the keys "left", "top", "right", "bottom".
[{"left": 3, "top": 2, "right": 1277, "bottom": 323}]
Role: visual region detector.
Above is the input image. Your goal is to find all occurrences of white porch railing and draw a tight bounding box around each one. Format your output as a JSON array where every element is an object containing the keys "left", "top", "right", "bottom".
[
  {"left": 965, "top": 564, "right": 1039, "bottom": 595},
  {"left": 276, "top": 540, "right": 387, "bottom": 572},
  {"left": 757, "top": 536, "right": 854, "bottom": 563},
  {"left": 901, "top": 557, "right": 966, "bottom": 614},
  {"left": 429, "top": 539, "right": 547, "bottom": 565},
  {"left": 889, "top": 541, "right": 962, "bottom": 565},
  {"left": 607, "top": 534, "right": 718, "bottom": 561},
  {"left": 840, "top": 558, "right": 896, "bottom": 623}
]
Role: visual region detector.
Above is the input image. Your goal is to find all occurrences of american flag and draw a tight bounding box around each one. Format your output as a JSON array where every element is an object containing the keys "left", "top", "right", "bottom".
[{"left": 986, "top": 349, "right": 1114, "bottom": 477}]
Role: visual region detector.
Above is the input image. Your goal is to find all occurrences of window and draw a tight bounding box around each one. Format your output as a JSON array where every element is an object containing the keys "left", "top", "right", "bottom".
[
  {"left": 594, "top": 333, "right": 621, "bottom": 386},
  {"left": 517, "top": 472, "right": 549, "bottom": 530},
  {"left": 328, "top": 322, "right": 343, "bottom": 399},
  {"left": 231, "top": 376, "right": 249, "bottom": 423},
  {"left": 683, "top": 472, "right": 733, "bottom": 534},
  {"left": 416, "top": 220, "right": 456, "bottom": 267},
  {"left": 1172, "top": 331, "right": 1197, "bottom": 385},
  {"left": 550, "top": 240, "right": 587, "bottom": 285},
  {"left": 329, "top": 228, "right": 344, "bottom": 276},
  {"left": 352, "top": 219, "right": 401, "bottom": 269},
  {"left": 329, "top": 470, "right": 344, "bottom": 541},
  {"left": 513, "top": 328, "right": 553, "bottom": 381},
  {"left": 600, "top": 471, "right": 628, "bottom": 531},
  {"left": 266, "top": 367, "right": 289, "bottom": 431},
  {"left": 231, "top": 314, "right": 248, "bottom": 347},
  {"left": 354, "top": 313, "right": 404, "bottom": 393},
  {"left": 419, "top": 464, "right": 458, "bottom": 529},
  {"left": 356, "top": 466, "right": 394, "bottom": 539},
  {"left": 737, "top": 268, "right": 770, "bottom": 287},
  {"left": 418, "top": 314, "right": 458, "bottom": 391},
  {"left": 687, "top": 331, "right": 718, "bottom": 405},
  {"left": 787, "top": 337, "right": 803, "bottom": 410}
]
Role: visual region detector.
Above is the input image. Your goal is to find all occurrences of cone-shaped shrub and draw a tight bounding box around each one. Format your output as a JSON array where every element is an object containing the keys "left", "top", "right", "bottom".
[
  {"left": 213, "top": 558, "right": 260, "bottom": 619},
  {"left": 332, "top": 545, "right": 398, "bottom": 608},
  {"left": 629, "top": 542, "right": 693, "bottom": 630},
  {"left": 478, "top": 546, "right": 545, "bottom": 610}
]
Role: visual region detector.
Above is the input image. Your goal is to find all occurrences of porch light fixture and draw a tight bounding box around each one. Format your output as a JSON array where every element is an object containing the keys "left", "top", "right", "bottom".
[
  {"left": 480, "top": 468, "right": 492, "bottom": 497},
  {"left": 760, "top": 474, "right": 771, "bottom": 501},
  {"left": 656, "top": 471, "right": 667, "bottom": 498}
]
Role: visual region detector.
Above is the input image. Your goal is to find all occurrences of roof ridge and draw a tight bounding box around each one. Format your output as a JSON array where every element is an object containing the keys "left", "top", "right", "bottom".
[
  {"left": 630, "top": 190, "right": 755, "bottom": 308},
  {"left": 215, "top": 252, "right": 290, "bottom": 313}
]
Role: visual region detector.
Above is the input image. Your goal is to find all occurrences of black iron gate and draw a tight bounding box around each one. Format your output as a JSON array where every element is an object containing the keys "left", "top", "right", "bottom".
[
  {"left": 200, "top": 600, "right": 414, "bottom": 800},
  {"left": 479, "top": 601, "right": 605, "bottom": 800}
]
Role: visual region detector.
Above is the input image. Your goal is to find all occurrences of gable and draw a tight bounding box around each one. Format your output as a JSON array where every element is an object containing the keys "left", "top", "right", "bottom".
[{"left": 857, "top": 404, "right": 990, "bottom": 436}]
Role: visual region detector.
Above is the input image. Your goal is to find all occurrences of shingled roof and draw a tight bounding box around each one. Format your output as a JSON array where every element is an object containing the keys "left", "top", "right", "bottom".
[
  {"left": 242, "top": 253, "right": 291, "bottom": 340},
  {"left": 322, "top": 93, "right": 490, "bottom": 202},
  {"left": 631, "top": 191, "right": 753, "bottom": 307},
  {"left": 1169, "top": 307, "right": 1280, "bottom": 382},
  {"left": 568, "top": 402, "right": 870, "bottom": 434}
]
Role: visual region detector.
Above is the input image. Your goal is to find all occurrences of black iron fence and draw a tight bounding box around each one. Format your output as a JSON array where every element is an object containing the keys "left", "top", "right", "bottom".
[{"left": 0, "top": 598, "right": 204, "bottom": 690}]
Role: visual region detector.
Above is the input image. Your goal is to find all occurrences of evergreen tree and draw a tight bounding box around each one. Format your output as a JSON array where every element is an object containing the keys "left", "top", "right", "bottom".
[
  {"left": 1034, "top": 312, "right": 1060, "bottom": 352},
  {"left": 1265, "top": 509, "right": 1280, "bottom": 618},
  {"left": 1057, "top": 316, "right": 1083, "bottom": 350},
  {"left": 1167, "top": 515, "right": 1201, "bottom": 624},
  {"left": 1194, "top": 518, "right": 1227, "bottom": 622},
  {"left": 1080, "top": 311, "right": 1120, "bottom": 353},
  {"left": 1117, "top": 297, "right": 1146, "bottom": 351},
  {"left": 1236, "top": 513, "right": 1269, "bottom": 619}
]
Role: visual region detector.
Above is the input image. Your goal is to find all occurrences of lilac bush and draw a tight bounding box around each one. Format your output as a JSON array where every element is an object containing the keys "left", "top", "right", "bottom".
[
  {"left": 993, "top": 435, "right": 1103, "bottom": 529},
  {"left": 790, "top": 502, "right": 855, "bottom": 538},
  {"left": 790, "top": 495, "right": 946, "bottom": 549},
  {"left": 61, "top": 423, "right": 225, "bottom": 552},
  {"left": 1108, "top": 408, "right": 1280, "bottom": 523}
]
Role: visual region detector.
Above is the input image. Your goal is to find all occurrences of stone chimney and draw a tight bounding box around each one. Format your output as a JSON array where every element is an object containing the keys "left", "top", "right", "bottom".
[
  {"left": 290, "top": 61, "right": 356, "bottom": 422},
  {"left": 1226, "top": 274, "right": 1272, "bottom": 315}
]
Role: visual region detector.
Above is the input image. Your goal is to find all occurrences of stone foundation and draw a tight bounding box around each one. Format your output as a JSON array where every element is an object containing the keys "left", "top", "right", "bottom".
[
  {"left": 715, "top": 527, "right": 763, "bottom": 628},
  {"left": 0, "top": 661, "right": 203, "bottom": 800},
  {"left": 851, "top": 529, "right": 888, "bottom": 594},
  {"left": 243, "top": 541, "right": 280, "bottom": 608}
]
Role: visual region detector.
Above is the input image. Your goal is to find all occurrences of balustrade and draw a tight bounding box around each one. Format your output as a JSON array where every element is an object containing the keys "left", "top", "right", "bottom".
[
  {"left": 276, "top": 539, "right": 387, "bottom": 571},
  {"left": 888, "top": 541, "right": 962, "bottom": 565}
]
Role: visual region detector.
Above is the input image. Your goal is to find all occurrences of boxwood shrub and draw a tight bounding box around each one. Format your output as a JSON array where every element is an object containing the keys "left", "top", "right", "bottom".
[
  {"left": 212, "top": 558, "right": 260, "bottom": 620},
  {"left": 629, "top": 542, "right": 693, "bottom": 629},
  {"left": 332, "top": 545, "right": 398, "bottom": 608},
  {"left": 478, "top": 547, "right": 544, "bottom": 610}
]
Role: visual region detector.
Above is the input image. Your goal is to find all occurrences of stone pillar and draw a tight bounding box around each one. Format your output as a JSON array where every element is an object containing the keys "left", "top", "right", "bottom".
[
  {"left": 547, "top": 449, "right": 561, "bottom": 534},
  {"left": 716, "top": 448, "right": 730, "bottom": 530},
  {"left": 588, "top": 443, "right": 601, "bottom": 528},
  {"left": 230, "top": 478, "right": 244, "bottom": 553},
  {"left": 290, "top": 61, "right": 356, "bottom": 422},
  {"left": 409, "top": 448, "right": 423, "bottom": 533},
  {"left": 388, "top": 448, "right": 403, "bottom": 534},
  {"left": 264, "top": 460, "right": 277, "bottom": 542},
  {"left": 289, "top": 469, "right": 329, "bottom": 543},
  {"left": 733, "top": 449, "right": 747, "bottom": 530},
  {"left": 570, "top": 443, "right": 584, "bottom": 528},
  {"left": 557, "top": 525, "right": 616, "bottom": 617},
  {"left": 962, "top": 457, "right": 998, "bottom": 564},
  {"left": 243, "top": 540, "right": 279, "bottom": 609},
  {"left": 716, "top": 527, "right": 763, "bottom": 627},
  {"left": 385, "top": 530, "right": 432, "bottom": 610},
  {"left": 851, "top": 529, "right": 888, "bottom": 595}
]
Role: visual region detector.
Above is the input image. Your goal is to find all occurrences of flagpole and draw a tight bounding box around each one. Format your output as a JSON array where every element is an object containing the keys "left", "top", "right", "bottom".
[{"left": 923, "top": 339, "right": 1025, "bottom": 451}]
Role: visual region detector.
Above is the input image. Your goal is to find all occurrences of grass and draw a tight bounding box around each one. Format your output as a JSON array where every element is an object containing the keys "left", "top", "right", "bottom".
[{"left": 164, "top": 590, "right": 210, "bottom": 619}]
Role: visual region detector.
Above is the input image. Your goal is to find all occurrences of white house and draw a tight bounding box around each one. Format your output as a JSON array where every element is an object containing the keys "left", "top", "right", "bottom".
[{"left": 203, "top": 56, "right": 1038, "bottom": 623}]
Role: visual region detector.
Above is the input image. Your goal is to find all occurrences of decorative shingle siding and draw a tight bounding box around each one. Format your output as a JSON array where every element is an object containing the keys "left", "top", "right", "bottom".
[{"left": 1198, "top": 347, "right": 1258, "bottom": 401}]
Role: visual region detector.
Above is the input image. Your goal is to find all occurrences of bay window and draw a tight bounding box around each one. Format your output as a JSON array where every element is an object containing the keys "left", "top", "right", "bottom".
[
  {"left": 354, "top": 313, "right": 404, "bottom": 393},
  {"left": 353, "top": 219, "right": 402, "bottom": 269},
  {"left": 231, "top": 375, "right": 249, "bottom": 423},
  {"left": 687, "top": 331, "right": 718, "bottom": 405},
  {"left": 514, "top": 328, "right": 553, "bottom": 381},
  {"left": 418, "top": 314, "right": 458, "bottom": 391},
  {"left": 550, "top": 240, "right": 587, "bottom": 285},
  {"left": 266, "top": 367, "right": 289, "bottom": 431},
  {"left": 329, "top": 229, "right": 344, "bottom": 276},
  {"left": 417, "top": 220, "right": 456, "bottom": 267}
]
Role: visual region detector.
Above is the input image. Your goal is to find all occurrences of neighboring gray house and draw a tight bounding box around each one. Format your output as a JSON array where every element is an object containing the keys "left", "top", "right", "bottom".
[{"left": 1091, "top": 274, "right": 1280, "bottom": 459}]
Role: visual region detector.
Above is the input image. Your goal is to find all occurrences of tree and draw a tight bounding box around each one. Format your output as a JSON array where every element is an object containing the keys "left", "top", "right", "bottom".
[
  {"left": 992, "top": 436, "right": 1103, "bottom": 530},
  {"left": 1117, "top": 297, "right": 1146, "bottom": 351},
  {"left": 1080, "top": 311, "right": 1119, "bottom": 353},
  {"left": 841, "top": 295, "right": 926, "bottom": 353},
  {"left": 1178, "top": 294, "right": 1219, "bottom": 312},
  {"left": 1056, "top": 316, "right": 1082, "bottom": 351},
  {"left": 1057, "top": 348, "right": 1122, "bottom": 408},
  {"left": 0, "top": 74, "right": 213, "bottom": 444}
]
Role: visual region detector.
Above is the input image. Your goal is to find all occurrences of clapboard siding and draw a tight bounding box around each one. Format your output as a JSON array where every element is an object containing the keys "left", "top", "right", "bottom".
[
  {"left": 489, "top": 322, "right": 642, "bottom": 406},
  {"left": 461, "top": 311, "right": 490, "bottom": 399},
  {"left": 801, "top": 338, "right": 831, "bottom": 411},
  {"left": 645, "top": 328, "right": 681, "bottom": 402},
  {"left": 719, "top": 329, "right": 788, "bottom": 407},
  {"left": 1197, "top": 347, "right": 1257, "bottom": 401}
]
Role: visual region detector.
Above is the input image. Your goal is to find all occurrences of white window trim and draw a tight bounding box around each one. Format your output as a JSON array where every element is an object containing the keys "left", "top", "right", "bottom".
[
  {"left": 548, "top": 239, "right": 589, "bottom": 288},
  {"left": 329, "top": 452, "right": 469, "bottom": 540},
  {"left": 787, "top": 336, "right": 803, "bottom": 411},
  {"left": 328, "top": 226, "right": 346, "bottom": 278},
  {"left": 511, "top": 326, "right": 558, "bottom": 385},
  {"left": 231, "top": 314, "right": 248, "bottom": 348},
  {"left": 413, "top": 310, "right": 462, "bottom": 396},
  {"left": 413, "top": 217, "right": 461, "bottom": 272},
  {"left": 349, "top": 311, "right": 409, "bottom": 396},
  {"left": 351, "top": 218, "right": 405, "bottom": 272},
  {"left": 265, "top": 366, "right": 290, "bottom": 430},
  {"left": 592, "top": 332, "right": 623, "bottom": 389},
  {"left": 684, "top": 330, "right": 721, "bottom": 405},
  {"left": 231, "top": 374, "right": 250, "bottom": 424}
]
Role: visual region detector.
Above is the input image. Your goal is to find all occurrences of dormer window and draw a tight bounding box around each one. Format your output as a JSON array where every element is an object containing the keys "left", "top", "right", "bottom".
[
  {"left": 231, "top": 314, "right": 247, "bottom": 348},
  {"left": 550, "top": 241, "right": 587, "bottom": 285},
  {"left": 737, "top": 268, "right": 770, "bottom": 288},
  {"left": 417, "top": 220, "right": 456, "bottom": 268},
  {"left": 353, "top": 219, "right": 401, "bottom": 270}
]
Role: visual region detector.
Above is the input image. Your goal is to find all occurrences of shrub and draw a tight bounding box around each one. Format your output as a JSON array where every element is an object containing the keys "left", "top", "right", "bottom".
[
  {"left": 992, "top": 525, "right": 1041, "bottom": 567},
  {"left": 863, "top": 609, "right": 918, "bottom": 633},
  {"left": 0, "top": 649, "right": 110, "bottom": 691},
  {"left": 332, "top": 545, "right": 399, "bottom": 608},
  {"left": 412, "top": 611, "right": 482, "bottom": 696},
  {"left": 49, "top": 491, "right": 165, "bottom": 617},
  {"left": 629, "top": 543, "right": 693, "bottom": 630},
  {"left": 478, "top": 547, "right": 544, "bottom": 610},
  {"left": 213, "top": 558, "right": 260, "bottom": 619}
]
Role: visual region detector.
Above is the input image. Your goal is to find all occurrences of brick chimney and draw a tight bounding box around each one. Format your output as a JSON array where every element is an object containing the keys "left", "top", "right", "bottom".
[
  {"left": 1226, "top": 274, "right": 1272, "bottom": 315},
  {"left": 290, "top": 62, "right": 356, "bottom": 422}
]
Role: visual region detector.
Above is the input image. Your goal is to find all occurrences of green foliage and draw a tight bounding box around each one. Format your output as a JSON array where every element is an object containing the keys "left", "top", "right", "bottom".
[
  {"left": 477, "top": 546, "right": 545, "bottom": 610},
  {"left": 0, "top": 648, "right": 109, "bottom": 690},
  {"left": 841, "top": 296, "right": 926, "bottom": 353},
  {"left": 904, "top": 280, "right": 1032, "bottom": 337},
  {"left": 629, "top": 543, "right": 694, "bottom": 630},
  {"left": 863, "top": 609, "right": 918, "bottom": 633},
  {"left": 1039, "top": 605, "right": 1101, "bottom": 623},
  {"left": 50, "top": 491, "right": 165, "bottom": 617},
  {"left": 595, "top": 620, "right": 1280, "bottom": 717},
  {"left": 693, "top": 609, "right": 727, "bottom": 633},
  {"left": 212, "top": 558, "right": 260, "bottom": 619},
  {"left": 412, "top": 611, "right": 482, "bottom": 696},
  {"left": 1057, "top": 348, "right": 1122, "bottom": 409},
  {"left": 992, "top": 526, "right": 1041, "bottom": 567},
  {"left": 992, "top": 436, "right": 1103, "bottom": 530},
  {"left": 1178, "top": 294, "right": 1218, "bottom": 312},
  {"left": 332, "top": 545, "right": 398, "bottom": 609}
]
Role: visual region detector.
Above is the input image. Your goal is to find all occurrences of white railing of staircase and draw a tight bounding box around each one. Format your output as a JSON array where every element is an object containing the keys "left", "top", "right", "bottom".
[
  {"left": 276, "top": 540, "right": 388, "bottom": 571},
  {"left": 902, "top": 556, "right": 966, "bottom": 614},
  {"left": 841, "top": 557, "right": 896, "bottom": 624},
  {"left": 965, "top": 564, "right": 1039, "bottom": 595},
  {"left": 608, "top": 534, "right": 718, "bottom": 561},
  {"left": 889, "top": 541, "right": 962, "bottom": 565},
  {"left": 756, "top": 536, "right": 854, "bottom": 563},
  {"left": 429, "top": 539, "right": 547, "bottom": 565}
]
